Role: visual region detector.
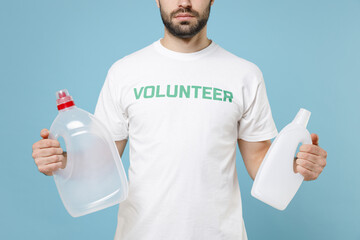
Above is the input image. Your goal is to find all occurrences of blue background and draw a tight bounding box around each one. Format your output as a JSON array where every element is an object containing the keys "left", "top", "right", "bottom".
[{"left": 1, "top": 0, "right": 359, "bottom": 239}]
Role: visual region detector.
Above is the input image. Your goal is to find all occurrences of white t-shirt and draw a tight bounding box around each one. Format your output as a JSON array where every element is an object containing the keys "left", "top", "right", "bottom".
[{"left": 94, "top": 38, "right": 278, "bottom": 240}]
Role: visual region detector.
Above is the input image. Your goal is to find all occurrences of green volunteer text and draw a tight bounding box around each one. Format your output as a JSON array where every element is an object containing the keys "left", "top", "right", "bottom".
[{"left": 134, "top": 85, "right": 233, "bottom": 102}]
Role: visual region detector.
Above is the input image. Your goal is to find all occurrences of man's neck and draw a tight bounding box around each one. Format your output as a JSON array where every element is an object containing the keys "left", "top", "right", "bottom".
[{"left": 160, "top": 26, "right": 212, "bottom": 53}]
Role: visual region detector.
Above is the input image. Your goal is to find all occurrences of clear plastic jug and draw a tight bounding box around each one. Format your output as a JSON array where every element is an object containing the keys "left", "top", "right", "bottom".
[{"left": 48, "top": 89, "right": 128, "bottom": 217}]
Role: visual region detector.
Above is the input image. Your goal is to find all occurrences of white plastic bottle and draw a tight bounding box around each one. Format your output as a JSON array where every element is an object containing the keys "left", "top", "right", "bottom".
[
  {"left": 251, "top": 108, "right": 312, "bottom": 210},
  {"left": 48, "top": 89, "right": 128, "bottom": 217}
]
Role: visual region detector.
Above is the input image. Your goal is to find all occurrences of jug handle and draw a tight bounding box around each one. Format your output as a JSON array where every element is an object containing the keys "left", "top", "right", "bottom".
[
  {"left": 293, "top": 129, "right": 313, "bottom": 177},
  {"left": 48, "top": 130, "right": 73, "bottom": 180}
]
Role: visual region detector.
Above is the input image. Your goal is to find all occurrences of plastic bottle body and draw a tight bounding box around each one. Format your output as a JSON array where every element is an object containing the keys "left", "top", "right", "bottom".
[
  {"left": 49, "top": 106, "right": 128, "bottom": 217},
  {"left": 251, "top": 108, "right": 312, "bottom": 210}
]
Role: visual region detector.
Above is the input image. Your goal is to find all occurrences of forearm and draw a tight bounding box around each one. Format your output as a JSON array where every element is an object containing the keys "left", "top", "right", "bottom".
[
  {"left": 249, "top": 159, "right": 263, "bottom": 180},
  {"left": 238, "top": 139, "right": 272, "bottom": 181},
  {"left": 239, "top": 140, "right": 297, "bottom": 180}
]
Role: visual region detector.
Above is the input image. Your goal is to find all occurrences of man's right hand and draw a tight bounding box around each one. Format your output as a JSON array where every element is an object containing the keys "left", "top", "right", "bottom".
[{"left": 32, "top": 128, "right": 67, "bottom": 176}]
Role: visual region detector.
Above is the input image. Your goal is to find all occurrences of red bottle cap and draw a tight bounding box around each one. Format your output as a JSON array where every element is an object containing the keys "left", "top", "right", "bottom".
[{"left": 56, "top": 89, "right": 75, "bottom": 110}]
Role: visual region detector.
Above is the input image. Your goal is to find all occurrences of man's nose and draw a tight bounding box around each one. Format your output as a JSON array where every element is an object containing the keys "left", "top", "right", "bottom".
[{"left": 177, "top": 0, "right": 192, "bottom": 9}]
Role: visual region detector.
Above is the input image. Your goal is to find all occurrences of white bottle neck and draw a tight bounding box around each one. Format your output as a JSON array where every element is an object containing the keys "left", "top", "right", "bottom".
[{"left": 292, "top": 108, "right": 311, "bottom": 128}]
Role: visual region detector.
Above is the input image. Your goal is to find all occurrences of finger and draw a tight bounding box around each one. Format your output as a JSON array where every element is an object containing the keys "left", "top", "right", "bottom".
[
  {"left": 38, "top": 162, "right": 63, "bottom": 176},
  {"left": 40, "top": 129, "right": 50, "bottom": 139},
  {"left": 34, "top": 139, "right": 61, "bottom": 150},
  {"left": 296, "top": 151, "right": 326, "bottom": 167},
  {"left": 311, "top": 133, "right": 319, "bottom": 146},
  {"left": 296, "top": 158, "right": 323, "bottom": 173},
  {"left": 33, "top": 147, "right": 63, "bottom": 158},
  {"left": 299, "top": 144, "right": 327, "bottom": 158},
  {"left": 35, "top": 155, "right": 64, "bottom": 166},
  {"left": 295, "top": 165, "right": 318, "bottom": 181}
]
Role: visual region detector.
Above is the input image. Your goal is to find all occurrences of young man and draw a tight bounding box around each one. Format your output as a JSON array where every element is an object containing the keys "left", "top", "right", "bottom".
[{"left": 32, "top": 0, "right": 328, "bottom": 239}]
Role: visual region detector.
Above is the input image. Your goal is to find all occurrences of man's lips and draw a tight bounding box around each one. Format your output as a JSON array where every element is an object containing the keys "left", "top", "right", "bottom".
[{"left": 174, "top": 13, "right": 195, "bottom": 20}]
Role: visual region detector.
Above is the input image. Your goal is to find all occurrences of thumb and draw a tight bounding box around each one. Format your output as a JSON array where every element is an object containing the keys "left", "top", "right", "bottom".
[
  {"left": 40, "top": 128, "right": 50, "bottom": 139},
  {"left": 311, "top": 133, "right": 319, "bottom": 146}
]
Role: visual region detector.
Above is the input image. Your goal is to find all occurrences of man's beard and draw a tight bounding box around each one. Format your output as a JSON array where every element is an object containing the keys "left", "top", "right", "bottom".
[{"left": 159, "top": 1, "right": 211, "bottom": 39}]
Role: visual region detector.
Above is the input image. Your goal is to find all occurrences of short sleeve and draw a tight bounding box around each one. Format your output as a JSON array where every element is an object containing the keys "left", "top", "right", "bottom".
[
  {"left": 237, "top": 69, "right": 278, "bottom": 142},
  {"left": 94, "top": 70, "right": 129, "bottom": 141}
]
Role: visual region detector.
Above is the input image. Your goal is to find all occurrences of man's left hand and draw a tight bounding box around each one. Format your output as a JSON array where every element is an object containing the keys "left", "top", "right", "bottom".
[{"left": 294, "top": 133, "right": 327, "bottom": 181}]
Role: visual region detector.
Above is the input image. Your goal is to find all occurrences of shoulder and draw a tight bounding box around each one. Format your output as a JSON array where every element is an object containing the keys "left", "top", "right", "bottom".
[
  {"left": 107, "top": 41, "right": 155, "bottom": 76},
  {"left": 214, "top": 43, "right": 264, "bottom": 84},
  {"left": 217, "top": 44, "right": 262, "bottom": 74}
]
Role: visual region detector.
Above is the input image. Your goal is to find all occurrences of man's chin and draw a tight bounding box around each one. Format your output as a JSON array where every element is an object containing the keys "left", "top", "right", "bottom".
[{"left": 175, "top": 34, "right": 197, "bottom": 39}]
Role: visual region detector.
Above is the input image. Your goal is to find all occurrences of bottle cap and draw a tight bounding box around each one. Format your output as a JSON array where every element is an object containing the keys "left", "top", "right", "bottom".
[
  {"left": 56, "top": 89, "right": 75, "bottom": 110},
  {"left": 292, "top": 108, "right": 311, "bottom": 128}
]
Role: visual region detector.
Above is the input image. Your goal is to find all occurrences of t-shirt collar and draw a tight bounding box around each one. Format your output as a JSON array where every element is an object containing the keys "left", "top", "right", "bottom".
[{"left": 153, "top": 38, "right": 218, "bottom": 60}]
